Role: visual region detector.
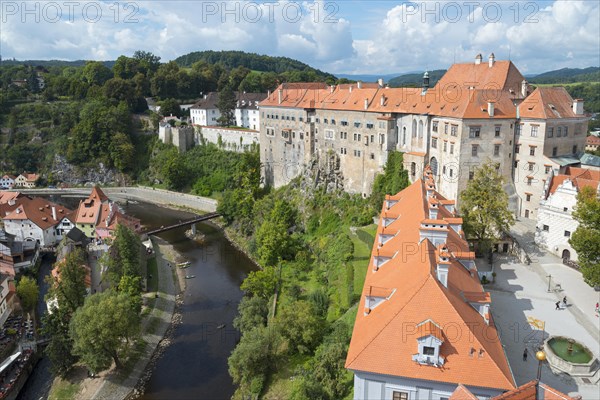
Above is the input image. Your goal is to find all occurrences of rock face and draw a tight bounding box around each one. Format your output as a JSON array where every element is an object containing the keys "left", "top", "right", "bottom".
[
  {"left": 300, "top": 152, "right": 344, "bottom": 194},
  {"left": 51, "top": 155, "right": 125, "bottom": 186}
]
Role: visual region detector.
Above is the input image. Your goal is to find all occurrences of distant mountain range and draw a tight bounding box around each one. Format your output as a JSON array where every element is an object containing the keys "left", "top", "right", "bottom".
[
  {"left": 0, "top": 58, "right": 115, "bottom": 68},
  {"left": 528, "top": 67, "right": 599, "bottom": 84}
]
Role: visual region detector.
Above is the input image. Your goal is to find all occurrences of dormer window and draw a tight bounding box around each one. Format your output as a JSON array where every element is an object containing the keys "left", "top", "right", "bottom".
[{"left": 412, "top": 320, "right": 445, "bottom": 367}]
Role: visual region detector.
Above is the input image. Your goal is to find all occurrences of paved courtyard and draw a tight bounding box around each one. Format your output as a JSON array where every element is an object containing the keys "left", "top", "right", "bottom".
[{"left": 486, "top": 220, "right": 600, "bottom": 399}]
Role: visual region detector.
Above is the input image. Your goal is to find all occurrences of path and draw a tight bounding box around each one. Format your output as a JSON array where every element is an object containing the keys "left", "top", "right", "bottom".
[{"left": 89, "top": 237, "right": 177, "bottom": 400}]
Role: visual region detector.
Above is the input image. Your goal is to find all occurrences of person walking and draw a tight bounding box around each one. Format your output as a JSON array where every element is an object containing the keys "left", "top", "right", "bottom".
[
  {"left": 563, "top": 296, "right": 567, "bottom": 306},
  {"left": 555, "top": 301, "right": 560, "bottom": 310},
  {"left": 523, "top": 349, "right": 528, "bottom": 361}
]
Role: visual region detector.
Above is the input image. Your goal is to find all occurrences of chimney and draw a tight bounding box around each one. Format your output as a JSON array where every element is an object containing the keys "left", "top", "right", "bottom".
[
  {"left": 357, "top": 81, "right": 363, "bottom": 89},
  {"left": 267, "top": 90, "right": 271, "bottom": 97},
  {"left": 278, "top": 88, "right": 283, "bottom": 105},
  {"left": 521, "top": 80, "right": 528, "bottom": 98},
  {"left": 52, "top": 206, "right": 57, "bottom": 221},
  {"left": 378, "top": 78, "right": 384, "bottom": 88},
  {"left": 349, "top": 85, "right": 353, "bottom": 93},
  {"left": 330, "top": 85, "right": 335, "bottom": 93},
  {"left": 364, "top": 98, "right": 369, "bottom": 110},
  {"left": 488, "top": 53, "right": 495, "bottom": 67},
  {"left": 423, "top": 71, "right": 430, "bottom": 90},
  {"left": 487, "top": 101, "right": 495, "bottom": 117},
  {"left": 475, "top": 53, "right": 482, "bottom": 65},
  {"left": 380, "top": 94, "right": 386, "bottom": 106},
  {"left": 573, "top": 99, "right": 584, "bottom": 115}
]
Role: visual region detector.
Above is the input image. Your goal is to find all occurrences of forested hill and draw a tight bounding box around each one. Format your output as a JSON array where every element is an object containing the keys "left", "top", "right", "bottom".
[
  {"left": 529, "top": 67, "right": 600, "bottom": 84},
  {"left": 0, "top": 59, "right": 115, "bottom": 68},
  {"left": 388, "top": 69, "right": 446, "bottom": 88},
  {"left": 174, "top": 50, "right": 336, "bottom": 80}
]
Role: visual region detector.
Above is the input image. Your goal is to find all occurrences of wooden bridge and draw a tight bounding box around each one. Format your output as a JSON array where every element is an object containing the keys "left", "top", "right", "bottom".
[{"left": 142, "top": 212, "right": 220, "bottom": 236}]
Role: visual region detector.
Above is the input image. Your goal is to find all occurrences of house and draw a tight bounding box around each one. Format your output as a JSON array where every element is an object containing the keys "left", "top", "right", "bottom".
[
  {"left": 450, "top": 380, "right": 574, "bottom": 400},
  {"left": 346, "top": 167, "right": 515, "bottom": 399},
  {"left": 0, "top": 274, "right": 14, "bottom": 327},
  {"left": 0, "top": 175, "right": 16, "bottom": 189},
  {"left": 14, "top": 173, "right": 39, "bottom": 188},
  {"left": 73, "top": 186, "right": 141, "bottom": 240},
  {"left": 0, "top": 229, "right": 39, "bottom": 276},
  {"left": 259, "top": 54, "right": 589, "bottom": 216},
  {"left": 535, "top": 167, "right": 600, "bottom": 262},
  {"left": 585, "top": 135, "right": 600, "bottom": 152},
  {"left": 1, "top": 197, "right": 73, "bottom": 247},
  {"left": 190, "top": 92, "right": 267, "bottom": 129},
  {"left": 0, "top": 191, "right": 27, "bottom": 219}
]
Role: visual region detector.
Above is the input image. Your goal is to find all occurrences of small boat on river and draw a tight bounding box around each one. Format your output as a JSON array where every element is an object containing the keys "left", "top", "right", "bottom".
[
  {"left": 177, "top": 261, "right": 191, "bottom": 268},
  {"left": 185, "top": 275, "right": 196, "bottom": 279}
]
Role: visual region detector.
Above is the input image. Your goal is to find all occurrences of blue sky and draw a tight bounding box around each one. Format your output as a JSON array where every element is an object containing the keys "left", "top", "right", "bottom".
[{"left": 1, "top": 0, "right": 598, "bottom": 75}]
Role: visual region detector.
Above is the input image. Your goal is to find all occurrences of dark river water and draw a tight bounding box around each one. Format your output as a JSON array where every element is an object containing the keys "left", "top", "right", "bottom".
[{"left": 17, "top": 198, "right": 256, "bottom": 400}]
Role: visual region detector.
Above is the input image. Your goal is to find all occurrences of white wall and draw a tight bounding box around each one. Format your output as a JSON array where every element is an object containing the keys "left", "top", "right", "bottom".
[
  {"left": 4, "top": 219, "right": 57, "bottom": 246},
  {"left": 197, "top": 127, "right": 259, "bottom": 152}
]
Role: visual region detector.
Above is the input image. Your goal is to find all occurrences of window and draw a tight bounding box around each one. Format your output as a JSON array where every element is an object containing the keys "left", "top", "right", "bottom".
[
  {"left": 557, "top": 127, "right": 562, "bottom": 137},
  {"left": 323, "top": 118, "right": 328, "bottom": 124},
  {"left": 564, "top": 126, "right": 568, "bottom": 137},
  {"left": 366, "top": 123, "right": 374, "bottom": 129},
  {"left": 552, "top": 147, "right": 558, "bottom": 156},
  {"left": 545, "top": 166, "right": 551, "bottom": 174},
  {"left": 423, "top": 346, "right": 435, "bottom": 355},
  {"left": 331, "top": 119, "right": 336, "bottom": 125},
  {"left": 527, "top": 177, "right": 533, "bottom": 186},
  {"left": 354, "top": 121, "right": 361, "bottom": 128},
  {"left": 547, "top": 127, "right": 554, "bottom": 138},
  {"left": 370, "top": 135, "right": 374, "bottom": 143},
  {"left": 432, "top": 138, "right": 438, "bottom": 149},
  {"left": 572, "top": 145, "right": 578, "bottom": 154},
  {"left": 444, "top": 123, "right": 449, "bottom": 134},
  {"left": 315, "top": 118, "right": 319, "bottom": 123},
  {"left": 516, "top": 124, "right": 523, "bottom": 135},
  {"left": 528, "top": 163, "right": 535, "bottom": 171},
  {"left": 393, "top": 392, "right": 408, "bottom": 400},
  {"left": 469, "top": 127, "right": 481, "bottom": 138},
  {"left": 542, "top": 225, "right": 549, "bottom": 232},
  {"left": 432, "top": 121, "right": 438, "bottom": 132},
  {"left": 353, "top": 150, "right": 361, "bottom": 157},
  {"left": 494, "top": 144, "right": 500, "bottom": 156},
  {"left": 450, "top": 143, "right": 454, "bottom": 154},
  {"left": 526, "top": 194, "right": 531, "bottom": 202},
  {"left": 324, "top": 129, "right": 334, "bottom": 140},
  {"left": 449, "top": 169, "right": 453, "bottom": 177},
  {"left": 266, "top": 127, "right": 275, "bottom": 137},
  {"left": 495, "top": 126, "right": 501, "bottom": 137},
  {"left": 341, "top": 120, "right": 348, "bottom": 126},
  {"left": 564, "top": 230, "right": 571, "bottom": 237},
  {"left": 443, "top": 142, "right": 447, "bottom": 152},
  {"left": 450, "top": 125, "right": 458, "bottom": 136},
  {"left": 469, "top": 171, "right": 474, "bottom": 180},
  {"left": 531, "top": 125, "right": 538, "bottom": 137},
  {"left": 370, "top": 153, "right": 375, "bottom": 160},
  {"left": 340, "top": 148, "right": 347, "bottom": 155},
  {"left": 472, "top": 145, "right": 478, "bottom": 156},
  {"left": 379, "top": 121, "right": 386, "bottom": 129},
  {"left": 340, "top": 131, "right": 347, "bottom": 140},
  {"left": 515, "top": 145, "right": 520, "bottom": 154},
  {"left": 529, "top": 147, "right": 536, "bottom": 156},
  {"left": 525, "top": 209, "right": 530, "bottom": 218}
]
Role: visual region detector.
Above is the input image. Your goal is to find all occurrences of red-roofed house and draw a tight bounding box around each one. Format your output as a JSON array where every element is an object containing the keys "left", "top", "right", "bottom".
[
  {"left": 0, "top": 175, "right": 16, "bottom": 189},
  {"left": 535, "top": 167, "right": 600, "bottom": 261},
  {"left": 14, "top": 173, "right": 39, "bottom": 188},
  {"left": 585, "top": 135, "right": 600, "bottom": 152},
  {"left": 2, "top": 197, "right": 73, "bottom": 247},
  {"left": 346, "top": 168, "right": 516, "bottom": 399},
  {"left": 450, "top": 380, "right": 575, "bottom": 400}
]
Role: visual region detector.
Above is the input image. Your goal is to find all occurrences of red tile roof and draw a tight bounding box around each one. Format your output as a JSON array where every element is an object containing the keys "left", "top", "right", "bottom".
[
  {"left": 452, "top": 380, "right": 575, "bottom": 400},
  {"left": 519, "top": 87, "right": 579, "bottom": 119},
  {"left": 586, "top": 135, "right": 600, "bottom": 145},
  {"left": 346, "top": 176, "right": 515, "bottom": 391},
  {"left": 3, "top": 197, "right": 73, "bottom": 230},
  {"left": 548, "top": 167, "right": 600, "bottom": 195}
]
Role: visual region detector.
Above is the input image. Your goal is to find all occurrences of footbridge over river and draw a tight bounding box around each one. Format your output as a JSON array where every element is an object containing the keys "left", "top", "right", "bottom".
[{"left": 142, "top": 212, "right": 220, "bottom": 236}]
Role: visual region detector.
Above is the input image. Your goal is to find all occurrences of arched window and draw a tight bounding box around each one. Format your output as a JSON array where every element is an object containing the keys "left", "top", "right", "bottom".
[
  {"left": 412, "top": 120, "right": 417, "bottom": 137},
  {"left": 411, "top": 162, "right": 416, "bottom": 177},
  {"left": 402, "top": 127, "right": 407, "bottom": 146},
  {"left": 430, "top": 157, "right": 438, "bottom": 176},
  {"left": 418, "top": 120, "right": 424, "bottom": 138}
]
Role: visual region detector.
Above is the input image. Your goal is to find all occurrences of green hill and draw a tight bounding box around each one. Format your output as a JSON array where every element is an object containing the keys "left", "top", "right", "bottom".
[
  {"left": 529, "top": 67, "right": 600, "bottom": 84},
  {"left": 388, "top": 69, "right": 446, "bottom": 88},
  {"left": 174, "top": 50, "right": 336, "bottom": 80}
]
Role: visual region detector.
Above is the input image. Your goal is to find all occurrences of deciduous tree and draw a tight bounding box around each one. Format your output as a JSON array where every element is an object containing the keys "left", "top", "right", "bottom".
[
  {"left": 16, "top": 276, "right": 38, "bottom": 312},
  {"left": 569, "top": 186, "right": 600, "bottom": 286}
]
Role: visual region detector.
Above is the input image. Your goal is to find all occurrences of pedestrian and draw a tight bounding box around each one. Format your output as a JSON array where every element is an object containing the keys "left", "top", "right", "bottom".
[
  {"left": 595, "top": 302, "right": 599, "bottom": 312},
  {"left": 563, "top": 296, "right": 567, "bottom": 306},
  {"left": 523, "top": 349, "right": 528, "bottom": 361},
  {"left": 555, "top": 301, "right": 560, "bottom": 310}
]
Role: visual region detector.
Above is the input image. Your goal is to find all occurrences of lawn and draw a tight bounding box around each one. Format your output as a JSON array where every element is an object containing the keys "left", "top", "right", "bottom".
[
  {"left": 48, "top": 378, "right": 81, "bottom": 400},
  {"left": 349, "top": 224, "right": 377, "bottom": 300}
]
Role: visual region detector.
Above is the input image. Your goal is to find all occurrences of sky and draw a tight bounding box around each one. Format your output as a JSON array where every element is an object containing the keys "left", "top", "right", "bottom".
[{"left": 0, "top": 0, "right": 599, "bottom": 75}]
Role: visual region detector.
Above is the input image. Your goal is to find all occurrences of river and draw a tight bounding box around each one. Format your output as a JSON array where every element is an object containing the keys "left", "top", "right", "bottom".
[{"left": 17, "top": 199, "right": 256, "bottom": 400}]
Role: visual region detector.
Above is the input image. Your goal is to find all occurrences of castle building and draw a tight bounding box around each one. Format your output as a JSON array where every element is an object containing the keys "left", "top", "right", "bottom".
[
  {"left": 346, "top": 167, "right": 516, "bottom": 399},
  {"left": 259, "top": 54, "right": 589, "bottom": 218}
]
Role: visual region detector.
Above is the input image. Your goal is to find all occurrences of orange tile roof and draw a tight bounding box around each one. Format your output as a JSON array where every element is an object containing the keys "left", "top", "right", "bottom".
[
  {"left": 346, "top": 176, "right": 515, "bottom": 391},
  {"left": 586, "top": 136, "right": 600, "bottom": 145},
  {"left": 3, "top": 197, "right": 73, "bottom": 230},
  {"left": 519, "top": 87, "right": 580, "bottom": 119},
  {"left": 452, "top": 380, "right": 576, "bottom": 400},
  {"left": 450, "top": 384, "right": 479, "bottom": 400},
  {"left": 548, "top": 167, "right": 600, "bottom": 195}
]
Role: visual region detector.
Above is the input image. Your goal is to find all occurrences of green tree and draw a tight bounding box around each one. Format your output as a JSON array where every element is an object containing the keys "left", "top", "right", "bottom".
[
  {"left": 70, "top": 291, "right": 141, "bottom": 372},
  {"left": 106, "top": 224, "right": 143, "bottom": 287},
  {"left": 254, "top": 199, "right": 298, "bottom": 266},
  {"left": 158, "top": 98, "right": 181, "bottom": 118},
  {"left": 81, "top": 61, "right": 112, "bottom": 86},
  {"left": 42, "top": 307, "right": 79, "bottom": 377},
  {"left": 569, "top": 186, "right": 600, "bottom": 286},
  {"left": 217, "top": 84, "right": 236, "bottom": 127},
  {"left": 240, "top": 267, "right": 277, "bottom": 299},
  {"left": 47, "top": 248, "right": 88, "bottom": 314},
  {"left": 371, "top": 151, "right": 409, "bottom": 212},
  {"left": 228, "top": 325, "right": 281, "bottom": 398},
  {"left": 277, "top": 300, "right": 324, "bottom": 354},
  {"left": 16, "top": 276, "right": 39, "bottom": 312},
  {"left": 233, "top": 296, "right": 269, "bottom": 334},
  {"left": 460, "top": 161, "right": 515, "bottom": 254}
]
